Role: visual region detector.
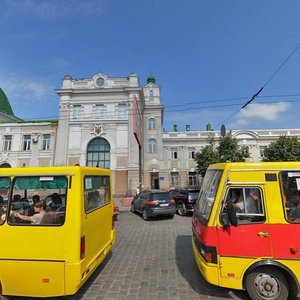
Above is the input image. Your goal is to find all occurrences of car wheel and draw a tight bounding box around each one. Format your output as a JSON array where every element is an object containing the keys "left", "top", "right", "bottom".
[
  {"left": 177, "top": 203, "right": 186, "bottom": 216},
  {"left": 142, "top": 208, "right": 149, "bottom": 221},
  {"left": 245, "top": 267, "right": 288, "bottom": 300},
  {"left": 168, "top": 214, "right": 174, "bottom": 219},
  {"left": 131, "top": 204, "right": 135, "bottom": 213}
]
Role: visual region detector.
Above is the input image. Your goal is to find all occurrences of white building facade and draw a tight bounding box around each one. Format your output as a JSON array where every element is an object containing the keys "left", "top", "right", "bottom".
[{"left": 0, "top": 72, "right": 299, "bottom": 196}]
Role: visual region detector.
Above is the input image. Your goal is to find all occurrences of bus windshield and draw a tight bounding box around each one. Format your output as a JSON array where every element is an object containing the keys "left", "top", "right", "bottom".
[{"left": 195, "top": 169, "right": 223, "bottom": 225}]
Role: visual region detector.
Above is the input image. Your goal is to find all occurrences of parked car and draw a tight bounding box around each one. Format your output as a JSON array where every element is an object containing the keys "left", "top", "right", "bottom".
[
  {"left": 131, "top": 189, "right": 176, "bottom": 220},
  {"left": 169, "top": 188, "right": 200, "bottom": 216}
]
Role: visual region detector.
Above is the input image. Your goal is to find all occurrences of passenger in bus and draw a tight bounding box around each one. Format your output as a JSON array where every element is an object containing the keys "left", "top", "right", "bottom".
[
  {"left": 230, "top": 189, "right": 245, "bottom": 213},
  {"left": 27, "top": 194, "right": 40, "bottom": 216},
  {"left": 286, "top": 191, "right": 300, "bottom": 221},
  {"left": 14, "top": 200, "right": 46, "bottom": 224},
  {"left": 0, "top": 196, "right": 5, "bottom": 210},
  {"left": 49, "top": 193, "right": 62, "bottom": 211},
  {"left": 0, "top": 198, "right": 7, "bottom": 225},
  {"left": 245, "top": 190, "right": 260, "bottom": 214},
  {"left": 12, "top": 194, "right": 21, "bottom": 202}
]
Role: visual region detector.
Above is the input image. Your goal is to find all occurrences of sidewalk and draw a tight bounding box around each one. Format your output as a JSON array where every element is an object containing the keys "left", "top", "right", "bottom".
[{"left": 114, "top": 196, "right": 132, "bottom": 212}]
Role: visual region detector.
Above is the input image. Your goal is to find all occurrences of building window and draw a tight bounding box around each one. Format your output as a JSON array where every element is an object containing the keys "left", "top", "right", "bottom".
[
  {"left": 149, "top": 90, "right": 154, "bottom": 97},
  {"left": 72, "top": 104, "right": 83, "bottom": 120},
  {"left": 189, "top": 172, "right": 197, "bottom": 186},
  {"left": 3, "top": 135, "right": 12, "bottom": 151},
  {"left": 94, "top": 104, "right": 106, "bottom": 119},
  {"left": 188, "top": 147, "right": 195, "bottom": 159},
  {"left": 86, "top": 138, "right": 111, "bottom": 169},
  {"left": 171, "top": 147, "right": 178, "bottom": 159},
  {"left": 148, "top": 139, "right": 157, "bottom": 153},
  {"left": 43, "top": 134, "right": 51, "bottom": 150},
  {"left": 171, "top": 172, "right": 179, "bottom": 186},
  {"left": 259, "top": 146, "right": 266, "bottom": 158},
  {"left": 23, "top": 135, "right": 31, "bottom": 151},
  {"left": 118, "top": 103, "right": 127, "bottom": 119},
  {"left": 148, "top": 118, "right": 156, "bottom": 130}
]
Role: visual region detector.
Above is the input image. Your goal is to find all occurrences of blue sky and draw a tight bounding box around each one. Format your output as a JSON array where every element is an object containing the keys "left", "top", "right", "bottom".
[{"left": 1, "top": 0, "right": 300, "bottom": 132}]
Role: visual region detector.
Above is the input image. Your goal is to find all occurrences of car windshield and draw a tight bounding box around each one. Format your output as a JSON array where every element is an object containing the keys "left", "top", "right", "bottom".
[
  {"left": 194, "top": 170, "right": 223, "bottom": 225},
  {"left": 188, "top": 191, "right": 199, "bottom": 199},
  {"left": 151, "top": 193, "right": 171, "bottom": 201}
]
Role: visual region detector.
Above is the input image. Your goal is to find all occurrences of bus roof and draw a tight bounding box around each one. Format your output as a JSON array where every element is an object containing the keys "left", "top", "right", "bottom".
[
  {"left": 0, "top": 166, "right": 111, "bottom": 176},
  {"left": 208, "top": 161, "right": 300, "bottom": 172}
]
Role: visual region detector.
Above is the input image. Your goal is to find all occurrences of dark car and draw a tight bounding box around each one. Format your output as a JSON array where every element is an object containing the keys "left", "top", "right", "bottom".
[
  {"left": 169, "top": 188, "right": 200, "bottom": 216},
  {"left": 131, "top": 189, "right": 176, "bottom": 220}
]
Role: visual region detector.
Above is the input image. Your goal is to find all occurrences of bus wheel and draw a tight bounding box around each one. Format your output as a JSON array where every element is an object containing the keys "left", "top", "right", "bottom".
[
  {"left": 246, "top": 267, "right": 288, "bottom": 300},
  {"left": 142, "top": 209, "right": 149, "bottom": 221},
  {"left": 177, "top": 203, "right": 186, "bottom": 216}
]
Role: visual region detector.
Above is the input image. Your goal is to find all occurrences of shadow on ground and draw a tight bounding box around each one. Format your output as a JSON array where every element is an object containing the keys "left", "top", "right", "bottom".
[{"left": 175, "top": 235, "right": 250, "bottom": 300}]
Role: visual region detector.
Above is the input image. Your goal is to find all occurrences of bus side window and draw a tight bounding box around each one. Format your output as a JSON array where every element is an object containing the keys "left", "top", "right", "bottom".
[
  {"left": 280, "top": 171, "right": 300, "bottom": 222},
  {"left": 84, "top": 175, "right": 111, "bottom": 213},
  {"left": 223, "top": 187, "right": 265, "bottom": 225}
]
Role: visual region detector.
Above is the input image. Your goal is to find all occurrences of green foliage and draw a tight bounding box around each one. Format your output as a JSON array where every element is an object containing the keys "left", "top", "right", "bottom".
[
  {"left": 263, "top": 136, "right": 300, "bottom": 161},
  {"left": 194, "top": 135, "right": 249, "bottom": 176},
  {"left": 218, "top": 136, "right": 249, "bottom": 162},
  {"left": 194, "top": 144, "right": 219, "bottom": 176}
]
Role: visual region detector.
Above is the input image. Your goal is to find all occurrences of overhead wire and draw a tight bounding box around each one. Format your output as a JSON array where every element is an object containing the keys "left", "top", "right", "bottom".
[
  {"left": 19, "top": 92, "right": 300, "bottom": 122},
  {"left": 217, "top": 44, "right": 300, "bottom": 129}
]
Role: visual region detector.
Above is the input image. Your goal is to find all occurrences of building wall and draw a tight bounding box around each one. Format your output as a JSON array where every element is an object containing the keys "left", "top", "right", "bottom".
[
  {"left": 0, "top": 122, "right": 56, "bottom": 168},
  {"left": 54, "top": 72, "right": 143, "bottom": 195},
  {"left": 2, "top": 72, "right": 300, "bottom": 197}
]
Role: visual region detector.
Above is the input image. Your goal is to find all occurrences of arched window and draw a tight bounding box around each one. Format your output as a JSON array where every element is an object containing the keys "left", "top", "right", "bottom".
[
  {"left": 0, "top": 163, "right": 11, "bottom": 168},
  {"left": 86, "top": 138, "right": 111, "bottom": 168},
  {"left": 148, "top": 139, "right": 157, "bottom": 153},
  {"left": 149, "top": 90, "right": 154, "bottom": 97},
  {"left": 148, "top": 118, "right": 156, "bottom": 130}
]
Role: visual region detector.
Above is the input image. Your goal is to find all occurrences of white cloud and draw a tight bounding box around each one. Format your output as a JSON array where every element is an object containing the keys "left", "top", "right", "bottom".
[
  {"left": 2, "top": 0, "right": 107, "bottom": 20},
  {"left": 165, "top": 102, "right": 292, "bottom": 131},
  {"left": 229, "top": 102, "right": 290, "bottom": 128},
  {"left": 0, "top": 74, "right": 54, "bottom": 104}
]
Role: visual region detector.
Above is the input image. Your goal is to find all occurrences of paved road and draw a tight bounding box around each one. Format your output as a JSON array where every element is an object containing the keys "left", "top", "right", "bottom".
[{"left": 73, "top": 212, "right": 251, "bottom": 300}]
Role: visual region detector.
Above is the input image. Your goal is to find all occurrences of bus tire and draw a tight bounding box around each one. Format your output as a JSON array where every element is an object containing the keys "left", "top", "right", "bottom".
[{"left": 246, "top": 267, "right": 288, "bottom": 300}]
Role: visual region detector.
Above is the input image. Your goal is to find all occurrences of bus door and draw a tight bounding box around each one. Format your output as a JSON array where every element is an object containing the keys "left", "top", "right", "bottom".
[{"left": 217, "top": 185, "right": 271, "bottom": 279}]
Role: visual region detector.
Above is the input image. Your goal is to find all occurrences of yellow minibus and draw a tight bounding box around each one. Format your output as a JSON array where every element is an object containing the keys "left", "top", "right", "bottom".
[
  {"left": 192, "top": 162, "right": 300, "bottom": 300},
  {"left": 0, "top": 166, "right": 115, "bottom": 298}
]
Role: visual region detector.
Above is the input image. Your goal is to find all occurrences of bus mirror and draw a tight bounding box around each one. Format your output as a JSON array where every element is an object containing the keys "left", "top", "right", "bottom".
[
  {"left": 220, "top": 213, "right": 230, "bottom": 229},
  {"left": 227, "top": 202, "right": 238, "bottom": 227},
  {"left": 221, "top": 202, "right": 238, "bottom": 229}
]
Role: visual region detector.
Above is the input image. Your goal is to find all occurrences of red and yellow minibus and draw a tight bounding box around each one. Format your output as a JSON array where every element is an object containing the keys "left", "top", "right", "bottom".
[
  {"left": 192, "top": 162, "right": 300, "bottom": 300},
  {"left": 0, "top": 166, "right": 115, "bottom": 298}
]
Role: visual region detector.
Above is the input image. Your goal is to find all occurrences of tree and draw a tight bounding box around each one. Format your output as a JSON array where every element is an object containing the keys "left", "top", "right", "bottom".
[
  {"left": 194, "top": 135, "right": 249, "bottom": 176},
  {"left": 218, "top": 136, "right": 249, "bottom": 162},
  {"left": 263, "top": 136, "right": 300, "bottom": 161},
  {"left": 194, "top": 144, "right": 219, "bottom": 176}
]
